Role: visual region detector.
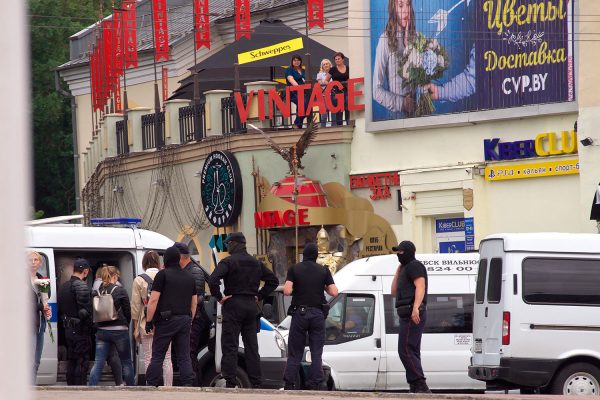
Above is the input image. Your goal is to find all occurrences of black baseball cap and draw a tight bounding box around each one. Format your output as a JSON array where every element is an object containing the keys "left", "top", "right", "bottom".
[
  {"left": 392, "top": 240, "right": 416, "bottom": 253},
  {"left": 223, "top": 232, "right": 246, "bottom": 244},
  {"left": 174, "top": 242, "right": 190, "bottom": 255},
  {"left": 73, "top": 258, "right": 91, "bottom": 270}
]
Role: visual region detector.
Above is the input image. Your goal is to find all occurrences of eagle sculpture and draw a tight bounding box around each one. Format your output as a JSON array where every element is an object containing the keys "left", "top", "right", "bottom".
[{"left": 249, "top": 119, "right": 319, "bottom": 173}]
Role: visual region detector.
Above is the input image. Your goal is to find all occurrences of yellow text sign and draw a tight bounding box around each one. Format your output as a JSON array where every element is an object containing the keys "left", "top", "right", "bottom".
[
  {"left": 238, "top": 38, "right": 303, "bottom": 65},
  {"left": 485, "top": 159, "right": 579, "bottom": 181}
]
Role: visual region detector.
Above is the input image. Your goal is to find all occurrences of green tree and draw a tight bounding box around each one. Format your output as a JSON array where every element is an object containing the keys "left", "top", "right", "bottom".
[{"left": 29, "top": 0, "right": 111, "bottom": 217}]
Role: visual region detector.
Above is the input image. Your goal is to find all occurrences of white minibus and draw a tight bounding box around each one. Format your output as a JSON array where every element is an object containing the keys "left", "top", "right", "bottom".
[
  {"left": 469, "top": 233, "right": 600, "bottom": 396},
  {"left": 281, "top": 253, "right": 484, "bottom": 391}
]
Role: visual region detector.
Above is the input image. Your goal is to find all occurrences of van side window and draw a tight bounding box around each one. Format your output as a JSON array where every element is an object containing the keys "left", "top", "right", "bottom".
[
  {"left": 383, "top": 294, "right": 474, "bottom": 334},
  {"left": 487, "top": 258, "right": 502, "bottom": 303},
  {"left": 325, "top": 294, "right": 375, "bottom": 344},
  {"left": 31, "top": 251, "right": 51, "bottom": 297},
  {"left": 475, "top": 259, "right": 488, "bottom": 304},
  {"left": 523, "top": 258, "right": 600, "bottom": 305}
]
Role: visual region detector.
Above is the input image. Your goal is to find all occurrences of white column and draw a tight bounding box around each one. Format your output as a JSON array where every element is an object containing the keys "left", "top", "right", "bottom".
[
  {"left": 204, "top": 90, "right": 232, "bottom": 137},
  {"left": 127, "top": 107, "right": 152, "bottom": 152},
  {"left": 104, "top": 113, "right": 123, "bottom": 158},
  {"left": 165, "top": 99, "right": 191, "bottom": 145},
  {"left": 244, "top": 81, "right": 279, "bottom": 129}
]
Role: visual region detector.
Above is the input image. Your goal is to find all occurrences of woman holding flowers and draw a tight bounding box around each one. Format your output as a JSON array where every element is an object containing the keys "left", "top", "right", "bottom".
[
  {"left": 373, "top": 0, "right": 416, "bottom": 115},
  {"left": 30, "top": 251, "right": 51, "bottom": 380}
]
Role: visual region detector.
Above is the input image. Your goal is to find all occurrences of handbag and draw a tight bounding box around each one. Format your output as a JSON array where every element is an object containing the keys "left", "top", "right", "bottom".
[{"left": 92, "top": 285, "right": 118, "bottom": 323}]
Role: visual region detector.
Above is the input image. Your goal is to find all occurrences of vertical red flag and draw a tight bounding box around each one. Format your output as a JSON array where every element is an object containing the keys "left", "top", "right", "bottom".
[
  {"left": 90, "top": 46, "right": 99, "bottom": 111},
  {"left": 123, "top": 0, "right": 138, "bottom": 68},
  {"left": 152, "top": 0, "right": 169, "bottom": 61},
  {"left": 194, "top": 0, "right": 210, "bottom": 49},
  {"left": 102, "top": 20, "right": 114, "bottom": 99},
  {"left": 97, "top": 33, "right": 107, "bottom": 110},
  {"left": 235, "top": 0, "right": 250, "bottom": 40},
  {"left": 162, "top": 67, "right": 169, "bottom": 108},
  {"left": 113, "top": 10, "right": 124, "bottom": 75},
  {"left": 307, "top": 0, "right": 324, "bottom": 29}
]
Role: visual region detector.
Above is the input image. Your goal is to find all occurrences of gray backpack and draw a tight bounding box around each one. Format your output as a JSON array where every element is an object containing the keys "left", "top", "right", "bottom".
[{"left": 92, "top": 286, "right": 118, "bottom": 323}]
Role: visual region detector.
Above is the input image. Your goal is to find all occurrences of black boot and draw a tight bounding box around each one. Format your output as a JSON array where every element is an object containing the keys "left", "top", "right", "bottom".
[{"left": 413, "top": 380, "right": 432, "bottom": 394}]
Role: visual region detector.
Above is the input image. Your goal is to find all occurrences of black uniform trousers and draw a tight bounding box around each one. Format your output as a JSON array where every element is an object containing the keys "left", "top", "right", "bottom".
[
  {"left": 190, "top": 305, "right": 211, "bottom": 385},
  {"left": 221, "top": 295, "right": 261, "bottom": 387},
  {"left": 398, "top": 309, "right": 427, "bottom": 385},
  {"left": 283, "top": 307, "right": 325, "bottom": 388},
  {"left": 64, "top": 327, "right": 91, "bottom": 385},
  {"left": 147, "top": 315, "right": 195, "bottom": 386}
]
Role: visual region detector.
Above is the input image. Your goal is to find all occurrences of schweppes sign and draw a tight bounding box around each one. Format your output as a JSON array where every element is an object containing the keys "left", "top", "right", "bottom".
[{"left": 238, "top": 38, "right": 303, "bottom": 65}]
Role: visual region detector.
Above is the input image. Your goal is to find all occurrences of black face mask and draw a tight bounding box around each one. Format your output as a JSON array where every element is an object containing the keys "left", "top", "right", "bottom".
[{"left": 397, "top": 252, "right": 413, "bottom": 265}]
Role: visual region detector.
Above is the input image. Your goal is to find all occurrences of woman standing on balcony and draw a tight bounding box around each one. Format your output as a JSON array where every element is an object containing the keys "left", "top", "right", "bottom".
[
  {"left": 285, "top": 55, "right": 306, "bottom": 129},
  {"left": 316, "top": 59, "right": 332, "bottom": 128},
  {"left": 329, "top": 52, "right": 350, "bottom": 126}
]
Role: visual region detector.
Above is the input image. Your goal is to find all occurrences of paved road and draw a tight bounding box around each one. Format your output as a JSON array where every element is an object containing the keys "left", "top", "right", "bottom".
[{"left": 33, "top": 387, "right": 569, "bottom": 400}]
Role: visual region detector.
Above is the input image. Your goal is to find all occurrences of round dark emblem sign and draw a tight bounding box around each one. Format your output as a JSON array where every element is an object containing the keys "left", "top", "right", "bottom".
[{"left": 200, "top": 150, "right": 243, "bottom": 227}]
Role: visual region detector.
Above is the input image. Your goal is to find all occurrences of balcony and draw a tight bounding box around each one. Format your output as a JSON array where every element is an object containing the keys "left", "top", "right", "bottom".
[{"left": 82, "top": 82, "right": 354, "bottom": 186}]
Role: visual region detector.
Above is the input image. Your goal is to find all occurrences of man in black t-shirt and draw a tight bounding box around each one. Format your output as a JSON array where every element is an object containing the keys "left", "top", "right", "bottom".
[
  {"left": 145, "top": 246, "right": 198, "bottom": 386},
  {"left": 390, "top": 240, "right": 431, "bottom": 394},
  {"left": 282, "top": 243, "right": 338, "bottom": 390}
]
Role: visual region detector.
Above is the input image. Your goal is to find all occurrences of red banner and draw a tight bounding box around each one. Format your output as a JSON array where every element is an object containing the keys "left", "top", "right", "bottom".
[
  {"left": 162, "top": 67, "right": 169, "bottom": 108},
  {"left": 97, "top": 33, "right": 107, "bottom": 110},
  {"left": 307, "top": 0, "right": 324, "bottom": 29},
  {"left": 235, "top": 0, "right": 250, "bottom": 40},
  {"left": 123, "top": 0, "right": 138, "bottom": 68},
  {"left": 90, "top": 46, "right": 100, "bottom": 111},
  {"left": 152, "top": 0, "right": 169, "bottom": 61},
  {"left": 194, "top": 0, "right": 210, "bottom": 49},
  {"left": 112, "top": 10, "right": 124, "bottom": 75},
  {"left": 102, "top": 20, "right": 114, "bottom": 97}
]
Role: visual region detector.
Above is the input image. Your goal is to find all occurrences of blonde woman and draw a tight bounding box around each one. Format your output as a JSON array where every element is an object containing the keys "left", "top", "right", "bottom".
[
  {"left": 131, "top": 251, "right": 173, "bottom": 386},
  {"left": 88, "top": 266, "right": 135, "bottom": 386},
  {"left": 316, "top": 59, "right": 332, "bottom": 127},
  {"left": 29, "top": 251, "right": 50, "bottom": 380}
]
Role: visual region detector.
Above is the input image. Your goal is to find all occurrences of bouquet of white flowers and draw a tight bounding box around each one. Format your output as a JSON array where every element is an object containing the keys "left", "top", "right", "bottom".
[
  {"left": 397, "top": 33, "right": 449, "bottom": 117},
  {"left": 34, "top": 278, "right": 54, "bottom": 343}
]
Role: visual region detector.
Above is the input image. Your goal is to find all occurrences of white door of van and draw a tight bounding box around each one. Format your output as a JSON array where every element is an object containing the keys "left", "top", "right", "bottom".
[
  {"left": 29, "top": 247, "right": 58, "bottom": 385},
  {"left": 322, "top": 293, "right": 383, "bottom": 390},
  {"left": 472, "top": 239, "right": 505, "bottom": 367}
]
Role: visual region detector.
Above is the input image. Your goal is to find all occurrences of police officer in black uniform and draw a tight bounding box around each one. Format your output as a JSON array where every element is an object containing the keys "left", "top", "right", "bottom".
[
  {"left": 208, "top": 232, "right": 278, "bottom": 388},
  {"left": 283, "top": 243, "right": 338, "bottom": 390},
  {"left": 145, "top": 245, "right": 197, "bottom": 386},
  {"left": 391, "top": 240, "right": 431, "bottom": 393},
  {"left": 174, "top": 242, "right": 211, "bottom": 385},
  {"left": 57, "top": 258, "right": 93, "bottom": 385}
]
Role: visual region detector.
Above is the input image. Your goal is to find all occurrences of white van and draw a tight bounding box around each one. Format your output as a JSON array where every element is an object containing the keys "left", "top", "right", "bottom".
[
  {"left": 469, "top": 233, "right": 600, "bottom": 396},
  {"left": 285, "top": 253, "right": 484, "bottom": 391},
  {"left": 27, "top": 218, "right": 173, "bottom": 385}
]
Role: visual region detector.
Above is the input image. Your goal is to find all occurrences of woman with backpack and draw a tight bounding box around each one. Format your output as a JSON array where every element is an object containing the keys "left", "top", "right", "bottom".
[
  {"left": 131, "top": 251, "right": 173, "bottom": 386},
  {"left": 88, "top": 266, "right": 135, "bottom": 386}
]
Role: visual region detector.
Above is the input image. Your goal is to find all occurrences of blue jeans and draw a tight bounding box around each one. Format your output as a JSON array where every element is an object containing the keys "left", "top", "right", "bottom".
[
  {"left": 89, "top": 329, "right": 135, "bottom": 386},
  {"left": 33, "top": 317, "right": 46, "bottom": 380}
]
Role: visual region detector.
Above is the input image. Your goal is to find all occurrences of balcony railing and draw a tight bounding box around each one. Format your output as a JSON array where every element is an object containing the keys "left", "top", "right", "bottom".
[
  {"left": 179, "top": 103, "right": 206, "bottom": 143},
  {"left": 116, "top": 120, "right": 129, "bottom": 155},
  {"left": 221, "top": 95, "right": 247, "bottom": 135},
  {"left": 141, "top": 112, "right": 165, "bottom": 150}
]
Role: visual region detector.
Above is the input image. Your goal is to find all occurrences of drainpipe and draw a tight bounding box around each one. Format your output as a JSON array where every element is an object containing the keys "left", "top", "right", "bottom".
[{"left": 54, "top": 69, "right": 81, "bottom": 214}]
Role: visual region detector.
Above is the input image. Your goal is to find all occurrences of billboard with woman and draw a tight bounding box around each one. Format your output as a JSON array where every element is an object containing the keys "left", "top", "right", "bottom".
[{"left": 370, "top": 0, "right": 575, "bottom": 122}]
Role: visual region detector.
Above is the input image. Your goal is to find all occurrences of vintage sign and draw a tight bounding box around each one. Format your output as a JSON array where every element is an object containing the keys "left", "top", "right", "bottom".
[
  {"left": 484, "top": 158, "right": 579, "bottom": 181},
  {"left": 484, "top": 131, "right": 577, "bottom": 161},
  {"left": 254, "top": 209, "right": 310, "bottom": 229},
  {"left": 238, "top": 38, "right": 303, "bottom": 65},
  {"left": 235, "top": 78, "right": 365, "bottom": 123},
  {"left": 350, "top": 172, "right": 399, "bottom": 201},
  {"left": 463, "top": 188, "right": 473, "bottom": 211},
  {"left": 200, "top": 151, "right": 243, "bottom": 227}
]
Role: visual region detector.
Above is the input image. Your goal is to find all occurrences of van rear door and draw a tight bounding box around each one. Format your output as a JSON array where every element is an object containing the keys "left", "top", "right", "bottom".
[{"left": 473, "top": 239, "right": 505, "bottom": 367}]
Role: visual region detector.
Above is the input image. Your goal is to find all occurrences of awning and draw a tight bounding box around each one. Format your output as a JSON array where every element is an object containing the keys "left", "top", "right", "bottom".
[{"left": 170, "top": 19, "right": 345, "bottom": 100}]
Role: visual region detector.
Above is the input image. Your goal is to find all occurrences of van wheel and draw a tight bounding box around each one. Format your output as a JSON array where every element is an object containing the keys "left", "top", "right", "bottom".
[
  {"left": 202, "top": 365, "right": 251, "bottom": 388},
  {"left": 551, "top": 363, "right": 600, "bottom": 396}
]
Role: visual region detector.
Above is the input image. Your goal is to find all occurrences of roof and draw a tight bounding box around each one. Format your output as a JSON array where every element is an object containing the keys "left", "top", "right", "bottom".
[
  {"left": 483, "top": 233, "right": 600, "bottom": 254},
  {"left": 26, "top": 225, "right": 174, "bottom": 250},
  {"left": 58, "top": 0, "right": 303, "bottom": 70}
]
